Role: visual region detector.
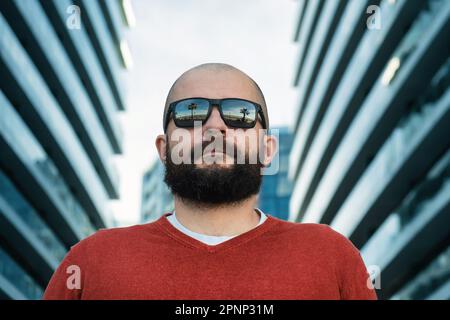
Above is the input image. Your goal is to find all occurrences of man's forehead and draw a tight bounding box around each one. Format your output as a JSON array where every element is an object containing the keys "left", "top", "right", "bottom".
[{"left": 168, "top": 68, "right": 260, "bottom": 102}]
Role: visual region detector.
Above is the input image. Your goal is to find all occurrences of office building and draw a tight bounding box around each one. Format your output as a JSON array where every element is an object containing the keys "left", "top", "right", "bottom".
[
  {"left": 140, "top": 160, "right": 174, "bottom": 223},
  {"left": 258, "top": 127, "right": 293, "bottom": 220},
  {"left": 0, "top": 0, "right": 132, "bottom": 299}
]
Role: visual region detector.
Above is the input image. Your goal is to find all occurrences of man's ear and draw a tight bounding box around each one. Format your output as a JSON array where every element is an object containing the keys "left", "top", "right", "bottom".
[
  {"left": 262, "top": 133, "right": 278, "bottom": 167},
  {"left": 155, "top": 134, "right": 167, "bottom": 164}
]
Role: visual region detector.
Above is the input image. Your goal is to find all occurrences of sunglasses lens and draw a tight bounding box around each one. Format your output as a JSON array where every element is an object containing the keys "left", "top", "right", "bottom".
[
  {"left": 173, "top": 99, "right": 210, "bottom": 127},
  {"left": 221, "top": 99, "right": 257, "bottom": 128}
]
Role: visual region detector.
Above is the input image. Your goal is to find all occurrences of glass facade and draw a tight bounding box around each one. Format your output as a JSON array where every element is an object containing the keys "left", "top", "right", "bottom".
[
  {"left": 41, "top": 0, "right": 124, "bottom": 152},
  {"left": 0, "top": 246, "right": 43, "bottom": 300},
  {"left": 140, "top": 161, "right": 174, "bottom": 223},
  {"left": 258, "top": 127, "right": 293, "bottom": 220},
  {"left": 0, "top": 0, "right": 131, "bottom": 299},
  {"left": 289, "top": 0, "right": 450, "bottom": 299},
  {"left": 0, "top": 169, "right": 67, "bottom": 263},
  {"left": 392, "top": 245, "right": 450, "bottom": 300},
  {"left": 2, "top": 0, "right": 121, "bottom": 198}
]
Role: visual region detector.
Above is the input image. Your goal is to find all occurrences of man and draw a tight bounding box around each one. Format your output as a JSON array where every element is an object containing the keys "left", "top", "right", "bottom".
[{"left": 44, "top": 63, "right": 377, "bottom": 300}]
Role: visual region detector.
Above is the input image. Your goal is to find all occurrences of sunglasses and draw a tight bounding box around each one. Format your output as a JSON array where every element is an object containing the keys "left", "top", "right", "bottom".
[{"left": 164, "top": 97, "right": 267, "bottom": 131}]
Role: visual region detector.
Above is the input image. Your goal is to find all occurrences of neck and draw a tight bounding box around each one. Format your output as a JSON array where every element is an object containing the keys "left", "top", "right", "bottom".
[{"left": 173, "top": 195, "right": 261, "bottom": 236}]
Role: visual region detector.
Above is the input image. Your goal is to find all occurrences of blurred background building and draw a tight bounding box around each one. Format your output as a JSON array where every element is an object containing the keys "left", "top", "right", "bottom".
[
  {"left": 0, "top": 0, "right": 132, "bottom": 299},
  {"left": 289, "top": 0, "right": 450, "bottom": 299},
  {"left": 258, "top": 127, "right": 293, "bottom": 220},
  {"left": 140, "top": 160, "right": 174, "bottom": 223}
]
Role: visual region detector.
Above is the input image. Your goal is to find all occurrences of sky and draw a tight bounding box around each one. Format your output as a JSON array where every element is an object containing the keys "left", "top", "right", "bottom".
[{"left": 110, "top": 0, "right": 301, "bottom": 226}]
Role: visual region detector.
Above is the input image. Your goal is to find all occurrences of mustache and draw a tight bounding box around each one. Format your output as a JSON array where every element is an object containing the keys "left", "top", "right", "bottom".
[{"left": 166, "top": 131, "right": 263, "bottom": 165}]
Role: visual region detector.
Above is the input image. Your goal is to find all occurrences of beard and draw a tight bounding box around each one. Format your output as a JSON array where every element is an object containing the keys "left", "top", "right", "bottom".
[{"left": 163, "top": 145, "right": 264, "bottom": 209}]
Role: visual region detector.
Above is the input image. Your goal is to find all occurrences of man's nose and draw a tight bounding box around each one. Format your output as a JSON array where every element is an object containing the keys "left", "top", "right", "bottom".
[{"left": 202, "top": 105, "right": 227, "bottom": 132}]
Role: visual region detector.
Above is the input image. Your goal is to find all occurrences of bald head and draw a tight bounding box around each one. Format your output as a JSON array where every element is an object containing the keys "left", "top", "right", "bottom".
[{"left": 163, "top": 63, "right": 269, "bottom": 132}]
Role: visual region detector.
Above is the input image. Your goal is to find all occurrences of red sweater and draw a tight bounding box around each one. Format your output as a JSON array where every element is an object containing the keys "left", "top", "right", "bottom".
[{"left": 43, "top": 214, "right": 377, "bottom": 300}]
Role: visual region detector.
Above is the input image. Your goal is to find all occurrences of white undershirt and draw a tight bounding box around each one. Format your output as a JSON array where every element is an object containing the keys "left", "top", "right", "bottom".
[{"left": 166, "top": 208, "right": 268, "bottom": 246}]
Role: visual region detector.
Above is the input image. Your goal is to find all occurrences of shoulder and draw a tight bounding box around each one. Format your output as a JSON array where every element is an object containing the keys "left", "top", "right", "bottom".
[
  {"left": 270, "top": 217, "right": 342, "bottom": 239},
  {"left": 270, "top": 218, "right": 359, "bottom": 256},
  {"left": 70, "top": 221, "right": 160, "bottom": 253}
]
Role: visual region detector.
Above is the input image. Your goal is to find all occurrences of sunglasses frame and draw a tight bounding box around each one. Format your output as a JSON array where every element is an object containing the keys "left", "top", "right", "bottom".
[{"left": 165, "top": 97, "right": 267, "bottom": 132}]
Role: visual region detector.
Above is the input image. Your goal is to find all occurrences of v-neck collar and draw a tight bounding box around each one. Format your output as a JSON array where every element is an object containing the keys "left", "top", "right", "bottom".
[{"left": 155, "top": 212, "right": 280, "bottom": 253}]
